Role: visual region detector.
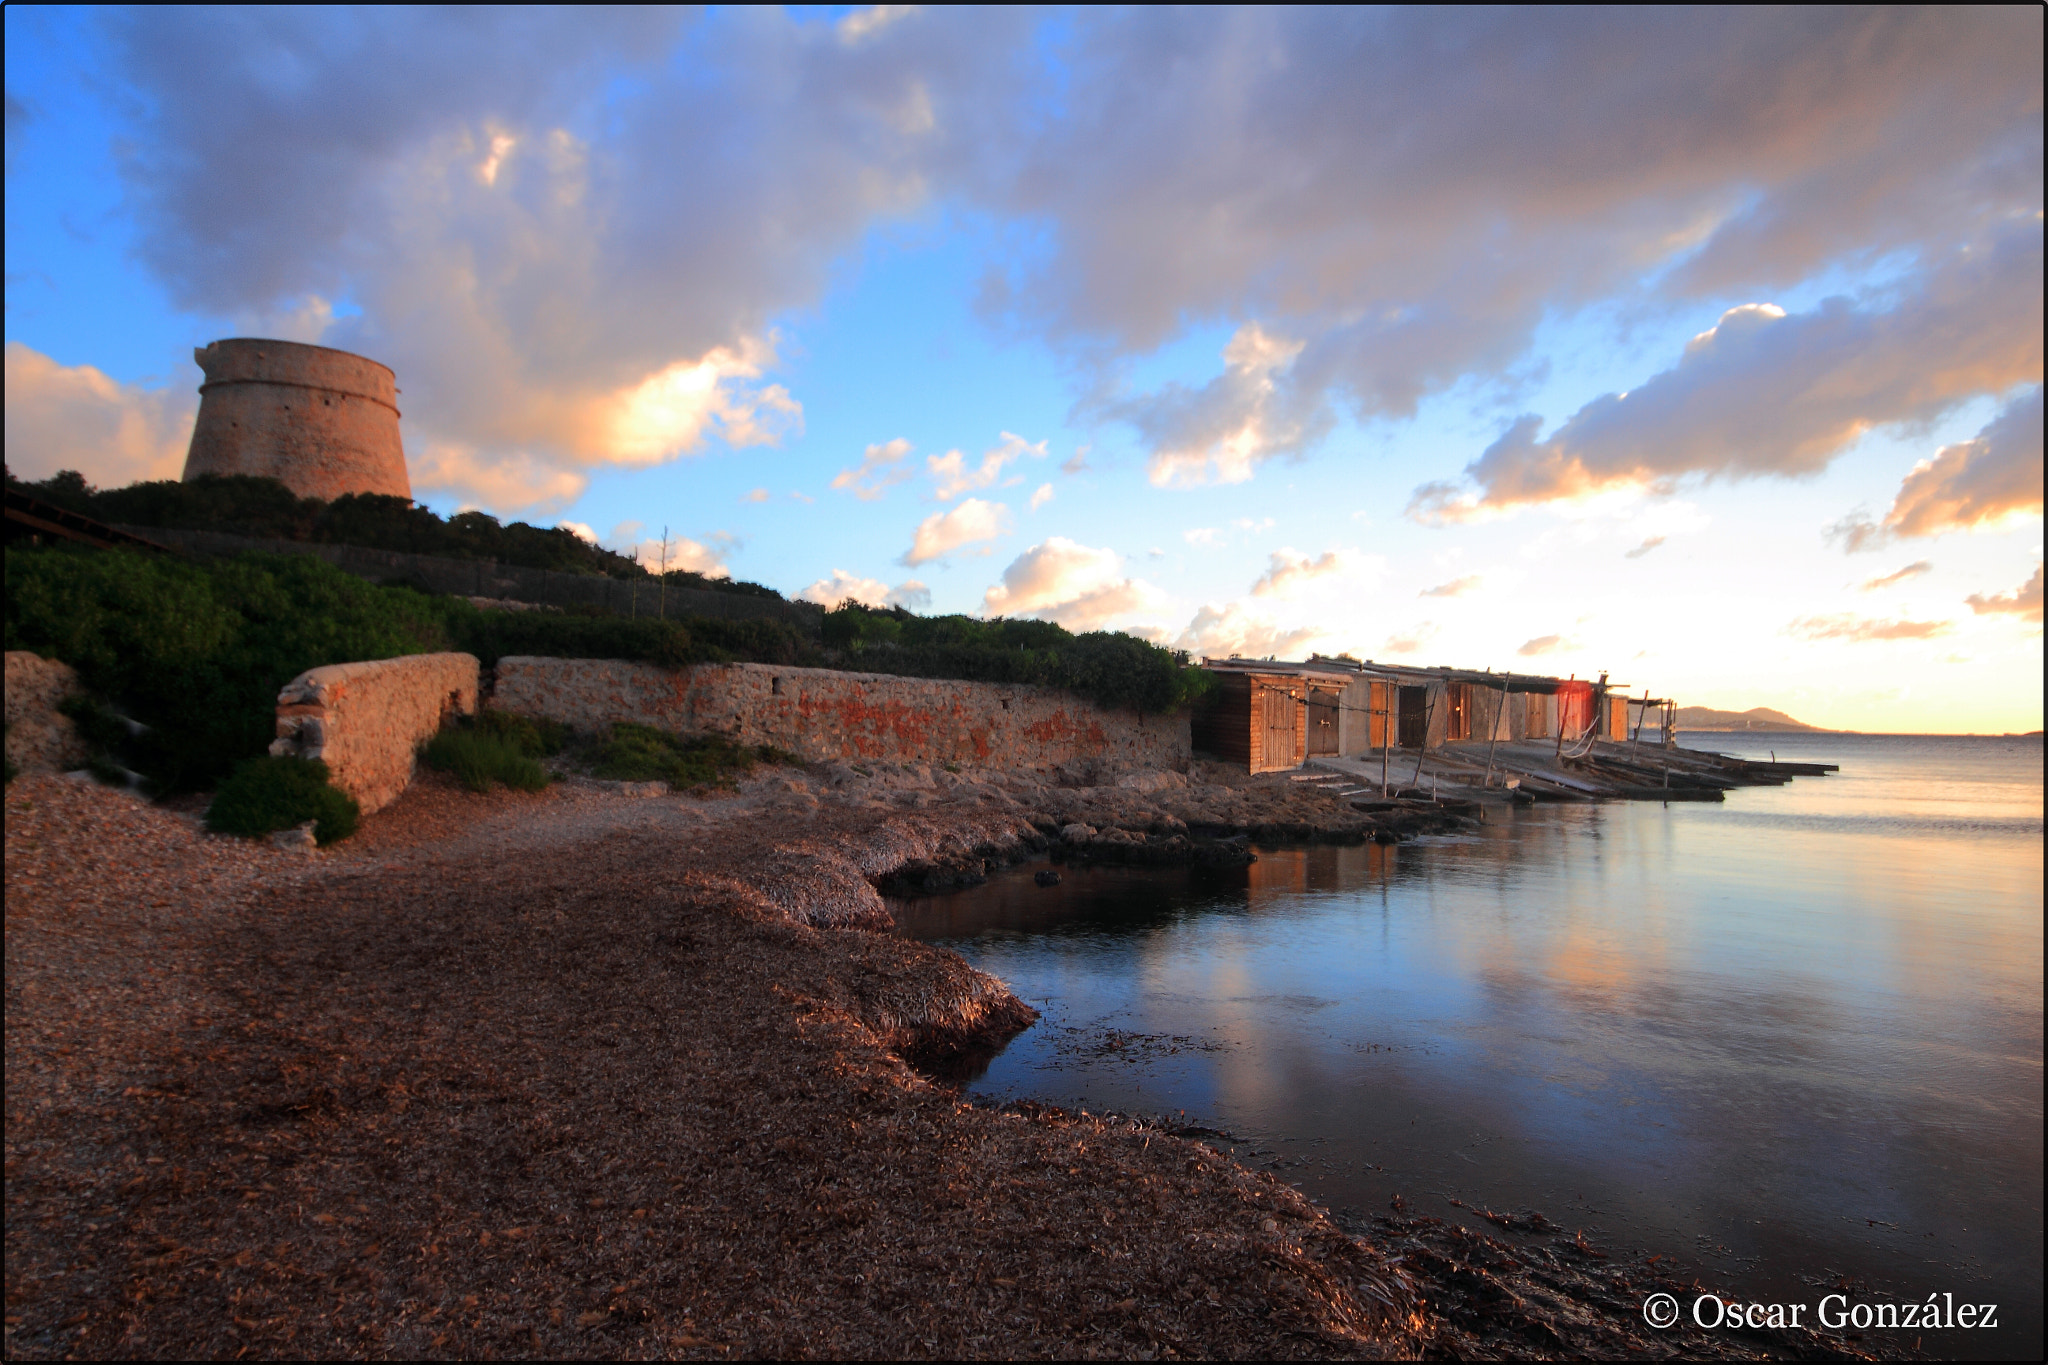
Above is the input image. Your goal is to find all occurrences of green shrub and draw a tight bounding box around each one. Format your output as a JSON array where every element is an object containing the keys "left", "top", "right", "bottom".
[
  {"left": 421, "top": 729, "right": 550, "bottom": 793},
  {"left": 7, "top": 543, "right": 452, "bottom": 793},
  {"left": 818, "top": 604, "right": 1213, "bottom": 714},
  {"left": 590, "top": 723, "right": 781, "bottom": 789},
  {"left": 471, "top": 709, "right": 568, "bottom": 757},
  {"left": 206, "top": 756, "right": 360, "bottom": 844}
]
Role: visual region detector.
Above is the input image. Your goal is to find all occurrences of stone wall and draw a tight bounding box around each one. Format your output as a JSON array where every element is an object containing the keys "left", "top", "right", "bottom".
[
  {"left": 491, "top": 657, "right": 1190, "bottom": 773},
  {"left": 4, "top": 652, "right": 88, "bottom": 775},
  {"left": 271, "top": 653, "right": 478, "bottom": 813}
]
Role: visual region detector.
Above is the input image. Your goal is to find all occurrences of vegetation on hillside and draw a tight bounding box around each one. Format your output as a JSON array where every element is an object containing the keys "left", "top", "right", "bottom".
[
  {"left": 7, "top": 532, "right": 1208, "bottom": 797},
  {"left": 9, "top": 467, "right": 784, "bottom": 597}
]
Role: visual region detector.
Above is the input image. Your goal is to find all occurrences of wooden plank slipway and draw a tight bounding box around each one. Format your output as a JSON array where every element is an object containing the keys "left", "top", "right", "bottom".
[{"left": 1298, "top": 738, "right": 1836, "bottom": 807}]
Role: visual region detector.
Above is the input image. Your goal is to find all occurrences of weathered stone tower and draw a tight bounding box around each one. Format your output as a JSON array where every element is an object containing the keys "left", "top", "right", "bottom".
[{"left": 181, "top": 338, "right": 412, "bottom": 501}]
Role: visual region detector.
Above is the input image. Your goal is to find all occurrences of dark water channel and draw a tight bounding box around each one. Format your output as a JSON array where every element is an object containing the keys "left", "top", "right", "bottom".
[{"left": 892, "top": 734, "right": 2044, "bottom": 1359}]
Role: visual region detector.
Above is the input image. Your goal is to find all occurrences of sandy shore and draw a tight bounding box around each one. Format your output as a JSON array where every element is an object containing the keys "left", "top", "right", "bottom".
[
  {"left": 6, "top": 762, "right": 1916, "bottom": 1360},
  {"left": 6, "top": 765, "right": 1423, "bottom": 1359}
]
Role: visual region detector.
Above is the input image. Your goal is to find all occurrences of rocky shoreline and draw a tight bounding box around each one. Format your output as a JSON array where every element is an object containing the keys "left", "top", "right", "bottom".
[{"left": 5, "top": 760, "right": 1910, "bottom": 1360}]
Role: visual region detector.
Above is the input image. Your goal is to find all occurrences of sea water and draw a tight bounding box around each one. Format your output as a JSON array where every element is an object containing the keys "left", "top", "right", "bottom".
[{"left": 893, "top": 733, "right": 2044, "bottom": 1358}]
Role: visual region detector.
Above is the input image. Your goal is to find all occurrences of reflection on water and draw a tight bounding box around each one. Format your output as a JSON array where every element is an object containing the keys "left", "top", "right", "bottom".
[{"left": 894, "top": 734, "right": 2044, "bottom": 1358}]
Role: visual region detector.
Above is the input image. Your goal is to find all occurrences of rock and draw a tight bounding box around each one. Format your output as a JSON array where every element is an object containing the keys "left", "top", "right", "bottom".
[
  {"left": 1033, "top": 869, "right": 1062, "bottom": 887},
  {"left": 270, "top": 820, "right": 318, "bottom": 852},
  {"left": 567, "top": 776, "right": 669, "bottom": 798},
  {"left": 1115, "top": 769, "right": 1189, "bottom": 794},
  {"left": 4, "top": 652, "right": 89, "bottom": 776},
  {"left": 1058, "top": 822, "right": 1097, "bottom": 842}
]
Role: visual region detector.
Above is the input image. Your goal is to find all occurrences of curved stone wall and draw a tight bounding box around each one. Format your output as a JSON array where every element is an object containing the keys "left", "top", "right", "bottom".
[
  {"left": 270, "top": 653, "right": 477, "bottom": 813},
  {"left": 182, "top": 338, "right": 412, "bottom": 501}
]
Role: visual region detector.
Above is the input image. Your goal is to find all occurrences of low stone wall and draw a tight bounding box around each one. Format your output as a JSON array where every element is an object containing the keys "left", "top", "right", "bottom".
[
  {"left": 271, "top": 653, "right": 478, "bottom": 813},
  {"left": 5, "top": 652, "right": 89, "bottom": 776},
  {"left": 491, "top": 657, "right": 1190, "bottom": 773}
]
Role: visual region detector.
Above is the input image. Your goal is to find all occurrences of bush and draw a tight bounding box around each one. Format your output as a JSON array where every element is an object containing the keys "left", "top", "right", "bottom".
[
  {"left": 472, "top": 709, "right": 568, "bottom": 757},
  {"left": 590, "top": 723, "right": 783, "bottom": 789},
  {"left": 421, "top": 729, "right": 550, "bottom": 793},
  {"left": 819, "top": 604, "right": 1212, "bottom": 714},
  {"left": 6, "top": 543, "right": 452, "bottom": 793},
  {"left": 206, "top": 755, "right": 360, "bottom": 844}
]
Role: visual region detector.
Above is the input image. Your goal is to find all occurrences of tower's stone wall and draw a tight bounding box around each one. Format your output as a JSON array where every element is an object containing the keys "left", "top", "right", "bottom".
[{"left": 182, "top": 338, "right": 411, "bottom": 501}]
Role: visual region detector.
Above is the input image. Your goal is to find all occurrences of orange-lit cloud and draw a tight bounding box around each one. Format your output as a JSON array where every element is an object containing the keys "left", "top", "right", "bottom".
[
  {"left": 983, "top": 538, "right": 1164, "bottom": 629},
  {"left": 1860, "top": 561, "right": 1933, "bottom": 591},
  {"left": 1787, "top": 614, "right": 1952, "bottom": 642},
  {"left": 1420, "top": 574, "right": 1483, "bottom": 598},
  {"left": 902, "top": 498, "right": 1010, "bottom": 565},
  {"left": 2, "top": 343, "right": 194, "bottom": 487},
  {"left": 1382, "top": 622, "right": 1440, "bottom": 657},
  {"left": 1175, "top": 603, "right": 1323, "bottom": 660},
  {"left": 1124, "top": 325, "right": 1325, "bottom": 487},
  {"left": 796, "top": 569, "right": 930, "bottom": 610},
  {"left": 1966, "top": 564, "right": 2043, "bottom": 622},
  {"left": 1410, "top": 226, "right": 2043, "bottom": 523},
  {"left": 1250, "top": 548, "right": 1354, "bottom": 598}
]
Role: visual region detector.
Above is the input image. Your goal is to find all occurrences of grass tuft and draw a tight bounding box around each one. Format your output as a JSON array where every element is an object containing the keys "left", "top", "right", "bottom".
[{"left": 590, "top": 723, "right": 785, "bottom": 789}]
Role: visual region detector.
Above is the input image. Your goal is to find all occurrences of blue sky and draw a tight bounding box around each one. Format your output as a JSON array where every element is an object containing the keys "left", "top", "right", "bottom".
[{"left": 6, "top": 7, "right": 2042, "bottom": 731}]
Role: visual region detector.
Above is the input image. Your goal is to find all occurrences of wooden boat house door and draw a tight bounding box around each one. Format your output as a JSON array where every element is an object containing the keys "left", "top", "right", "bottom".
[
  {"left": 1307, "top": 688, "right": 1339, "bottom": 756},
  {"left": 1397, "top": 685, "right": 1429, "bottom": 748}
]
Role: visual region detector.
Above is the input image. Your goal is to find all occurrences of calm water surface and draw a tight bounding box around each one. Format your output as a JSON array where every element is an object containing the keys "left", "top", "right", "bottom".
[{"left": 894, "top": 734, "right": 2044, "bottom": 1357}]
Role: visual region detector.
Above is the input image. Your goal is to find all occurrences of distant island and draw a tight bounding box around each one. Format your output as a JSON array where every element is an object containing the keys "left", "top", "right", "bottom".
[{"left": 1674, "top": 706, "right": 1828, "bottom": 732}]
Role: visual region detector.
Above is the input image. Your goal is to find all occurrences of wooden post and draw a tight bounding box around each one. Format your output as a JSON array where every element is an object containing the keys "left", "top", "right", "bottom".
[
  {"left": 1410, "top": 685, "right": 1437, "bottom": 791},
  {"left": 1554, "top": 675, "right": 1570, "bottom": 763},
  {"left": 1484, "top": 671, "right": 1508, "bottom": 788},
  {"left": 658, "top": 526, "right": 670, "bottom": 621},
  {"left": 1380, "top": 685, "right": 1392, "bottom": 797}
]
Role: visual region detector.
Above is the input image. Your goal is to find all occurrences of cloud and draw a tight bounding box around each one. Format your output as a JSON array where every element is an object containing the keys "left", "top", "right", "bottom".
[
  {"left": 2, "top": 342, "right": 195, "bottom": 487},
  {"left": 1250, "top": 548, "right": 1349, "bottom": 598},
  {"left": 1029, "top": 482, "right": 1054, "bottom": 511},
  {"left": 1861, "top": 560, "right": 1933, "bottom": 591},
  {"left": 614, "top": 532, "right": 733, "bottom": 579},
  {"left": 1884, "top": 386, "right": 2045, "bottom": 537},
  {"left": 1965, "top": 564, "right": 2044, "bottom": 622},
  {"left": 557, "top": 519, "right": 597, "bottom": 543},
  {"left": 1174, "top": 603, "right": 1323, "bottom": 660},
  {"left": 1786, "top": 614, "right": 1952, "bottom": 642},
  {"left": 1624, "top": 536, "right": 1665, "bottom": 560},
  {"left": 1408, "top": 222, "right": 2043, "bottom": 522},
  {"left": 832, "top": 438, "right": 916, "bottom": 501},
  {"left": 1060, "top": 447, "right": 1090, "bottom": 474},
  {"left": 54, "top": 8, "right": 2048, "bottom": 515},
  {"left": 1183, "top": 527, "right": 1222, "bottom": 547},
  {"left": 928, "top": 431, "right": 1045, "bottom": 501},
  {"left": 1517, "top": 634, "right": 1574, "bottom": 657},
  {"left": 902, "top": 497, "right": 1011, "bottom": 565},
  {"left": 411, "top": 441, "right": 588, "bottom": 513},
  {"left": 100, "top": 6, "right": 1034, "bottom": 515},
  {"left": 743, "top": 488, "right": 772, "bottom": 503},
  {"left": 1420, "top": 574, "right": 1483, "bottom": 597},
  {"left": 1112, "top": 324, "right": 1329, "bottom": 486},
  {"left": 796, "top": 569, "right": 931, "bottom": 610},
  {"left": 1004, "top": 10, "right": 2042, "bottom": 478},
  {"left": 983, "top": 537, "right": 1165, "bottom": 629},
  {"left": 1382, "top": 622, "right": 1440, "bottom": 657}
]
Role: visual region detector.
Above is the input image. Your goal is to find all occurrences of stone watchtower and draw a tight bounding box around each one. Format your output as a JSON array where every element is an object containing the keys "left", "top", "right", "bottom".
[{"left": 181, "top": 338, "right": 412, "bottom": 501}]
